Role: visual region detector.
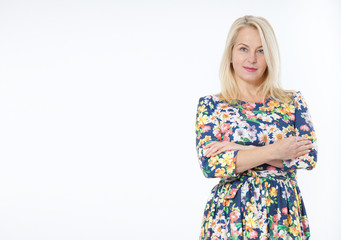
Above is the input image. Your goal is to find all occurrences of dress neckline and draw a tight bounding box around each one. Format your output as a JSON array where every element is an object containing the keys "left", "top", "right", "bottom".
[
  {"left": 236, "top": 97, "right": 272, "bottom": 104},
  {"left": 214, "top": 94, "right": 272, "bottom": 105}
]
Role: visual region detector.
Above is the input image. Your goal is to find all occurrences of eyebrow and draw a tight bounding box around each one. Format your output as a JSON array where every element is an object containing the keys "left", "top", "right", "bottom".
[{"left": 237, "top": 43, "right": 263, "bottom": 48}]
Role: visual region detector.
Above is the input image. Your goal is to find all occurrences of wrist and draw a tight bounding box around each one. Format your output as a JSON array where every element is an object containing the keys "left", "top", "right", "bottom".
[{"left": 264, "top": 144, "right": 278, "bottom": 161}]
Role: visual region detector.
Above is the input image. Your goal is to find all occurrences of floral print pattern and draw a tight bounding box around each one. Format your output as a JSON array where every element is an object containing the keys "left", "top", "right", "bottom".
[{"left": 195, "top": 90, "right": 318, "bottom": 239}]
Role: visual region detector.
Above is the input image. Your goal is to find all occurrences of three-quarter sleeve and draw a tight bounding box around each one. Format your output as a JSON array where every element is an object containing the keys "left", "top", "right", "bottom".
[
  {"left": 195, "top": 95, "right": 240, "bottom": 178},
  {"left": 283, "top": 90, "right": 318, "bottom": 171}
]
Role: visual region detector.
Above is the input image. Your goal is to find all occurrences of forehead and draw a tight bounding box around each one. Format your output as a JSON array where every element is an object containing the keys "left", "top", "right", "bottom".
[{"left": 235, "top": 27, "right": 262, "bottom": 46}]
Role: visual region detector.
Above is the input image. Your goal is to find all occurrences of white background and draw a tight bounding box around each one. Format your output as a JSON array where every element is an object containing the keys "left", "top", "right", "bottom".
[{"left": 0, "top": 0, "right": 340, "bottom": 239}]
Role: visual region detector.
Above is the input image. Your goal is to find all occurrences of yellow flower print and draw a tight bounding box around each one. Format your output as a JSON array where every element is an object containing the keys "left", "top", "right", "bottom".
[
  {"left": 301, "top": 133, "right": 312, "bottom": 140},
  {"left": 284, "top": 104, "right": 295, "bottom": 113},
  {"left": 266, "top": 198, "right": 273, "bottom": 206},
  {"left": 291, "top": 221, "right": 301, "bottom": 236},
  {"left": 198, "top": 104, "right": 206, "bottom": 113},
  {"left": 267, "top": 100, "right": 280, "bottom": 108},
  {"left": 199, "top": 136, "right": 212, "bottom": 148},
  {"left": 286, "top": 214, "right": 292, "bottom": 225},
  {"left": 222, "top": 152, "right": 235, "bottom": 165},
  {"left": 215, "top": 168, "right": 226, "bottom": 177},
  {"left": 196, "top": 114, "right": 209, "bottom": 131},
  {"left": 282, "top": 125, "right": 294, "bottom": 134},
  {"left": 245, "top": 213, "right": 257, "bottom": 231},
  {"left": 208, "top": 156, "right": 218, "bottom": 168},
  {"left": 246, "top": 202, "right": 255, "bottom": 212},
  {"left": 203, "top": 135, "right": 211, "bottom": 143},
  {"left": 250, "top": 196, "right": 255, "bottom": 203},
  {"left": 308, "top": 156, "right": 316, "bottom": 168},
  {"left": 292, "top": 206, "right": 299, "bottom": 216},
  {"left": 276, "top": 108, "right": 288, "bottom": 115},
  {"left": 270, "top": 187, "right": 277, "bottom": 197},
  {"left": 259, "top": 106, "right": 268, "bottom": 111}
]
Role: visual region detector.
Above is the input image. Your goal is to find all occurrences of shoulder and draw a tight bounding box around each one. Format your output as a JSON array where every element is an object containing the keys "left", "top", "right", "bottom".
[
  {"left": 289, "top": 89, "right": 303, "bottom": 98},
  {"left": 283, "top": 89, "right": 304, "bottom": 102},
  {"left": 289, "top": 89, "right": 309, "bottom": 110},
  {"left": 198, "top": 94, "right": 221, "bottom": 105},
  {"left": 197, "top": 94, "right": 222, "bottom": 112}
]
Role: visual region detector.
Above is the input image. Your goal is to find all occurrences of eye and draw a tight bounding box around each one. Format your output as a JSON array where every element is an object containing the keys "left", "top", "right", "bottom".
[
  {"left": 240, "top": 47, "right": 247, "bottom": 52},
  {"left": 258, "top": 49, "right": 264, "bottom": 54}
]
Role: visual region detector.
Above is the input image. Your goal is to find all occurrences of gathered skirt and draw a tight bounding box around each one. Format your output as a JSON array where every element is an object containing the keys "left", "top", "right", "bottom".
[{"left": 199, "top": 169, "right": 310, "bottom": 240}]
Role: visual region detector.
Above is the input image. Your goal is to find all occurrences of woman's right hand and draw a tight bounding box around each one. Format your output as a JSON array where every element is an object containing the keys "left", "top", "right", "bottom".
[{"left": 271, "top": 135, "right": 314, "bottom": 160}]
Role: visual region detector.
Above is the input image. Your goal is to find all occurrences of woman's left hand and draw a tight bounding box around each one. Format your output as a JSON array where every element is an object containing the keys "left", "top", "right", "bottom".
[{"left": 203, "top": 141, "right": 255, "bottom": 157}]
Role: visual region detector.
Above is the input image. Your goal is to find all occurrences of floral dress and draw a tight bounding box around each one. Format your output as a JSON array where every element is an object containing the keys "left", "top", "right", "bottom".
[{"left": 195, "top": 90, "right": 318, "bottom": 240}]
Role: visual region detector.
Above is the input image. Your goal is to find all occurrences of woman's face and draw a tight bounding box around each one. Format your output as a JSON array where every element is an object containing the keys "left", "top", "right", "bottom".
[{"left": 231, "top": 27, "right": 267, "bottom": 86}]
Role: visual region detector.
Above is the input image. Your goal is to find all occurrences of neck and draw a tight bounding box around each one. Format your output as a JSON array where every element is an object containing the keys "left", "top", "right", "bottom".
[{"left": 236, "top": 79, "right": 264, "bottom": 101}]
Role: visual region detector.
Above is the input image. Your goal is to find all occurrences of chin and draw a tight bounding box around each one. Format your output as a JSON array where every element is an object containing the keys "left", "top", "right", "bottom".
[{"left": 241, "top": 77, "right": 262, "bottom": 83}]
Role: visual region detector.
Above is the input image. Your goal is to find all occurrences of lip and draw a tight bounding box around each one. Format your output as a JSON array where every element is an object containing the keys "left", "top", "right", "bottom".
[{"left": 243, "top": 66, "right": 257, "bottom": 72}]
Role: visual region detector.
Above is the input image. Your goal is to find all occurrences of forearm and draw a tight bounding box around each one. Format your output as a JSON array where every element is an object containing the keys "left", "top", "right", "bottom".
[
  {"left": 268, "top": 159, "right": 284, "bottom": 168},
  {"left": 235, "top": 144, "right": 278, "bottom": 173},
  {"left": 245, "top": 145, "right": 283, "bottom": 169}
]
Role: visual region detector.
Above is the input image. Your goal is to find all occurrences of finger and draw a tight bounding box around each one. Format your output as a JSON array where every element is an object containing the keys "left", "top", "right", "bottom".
[
  {"left": 203, "top": 142, "right": 216, "bottom": 148},
  {"left": 204, "top": 144, "right": 217, "bottom": 155},
  {"left": 222, "top": 145, "right": 235, "bottom": 151},
  {"left": 298, "top": 149, "right": 311, "bottom": 157},
  {"left": 206, "top": 150, "right": 216, "bottom": 157},
  {"left": 297, "top": 144, "right": 312, "bottom": 152},
  {"left": 212, "top": 145, "right": 232, "bottom": 156},
  {"left": 296, "top": 135, "right": 308, "bottom": 140},
  {"left": 209, "top": 145, "right": 222, "bottom": 156},
  {"left": 297, "top": 139, "right": 308, "bottom": 145},
  {"left": 208, "top": 150, "right": 218, "bottom": 157},
  {"left": 301, "top": 144, "right": 313, "bottom": 151},
  {"left": 298, "top": 140, "right": 312, "bottom": 146},
  {"left": 221, "top": 145, "right": 232, "bottom": 151},
  {"left": 205, "top": 146, "right": 216, "bottom": 157},
  {"left": 296, "top": 137, "right": 312, "bottom": 143},
  {"left": 206, "top": 141, "right": 219, "bottom": 146},
  {"left": 211, "top": 148, "right": 224, "bottom": 157},
  {"left": 204, "top": 148, "right": 211, "bottom": 156},
  {"left": 295, "top": 137, "right": 306, "bottom": 142},
  {"left": 207, "top": 144, "right": 224, "bottom": 157}
]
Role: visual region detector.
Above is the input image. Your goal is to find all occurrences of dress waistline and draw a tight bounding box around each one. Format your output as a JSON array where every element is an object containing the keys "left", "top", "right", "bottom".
[{"left": 218, "top": 169, "right": 297, "bottom": 200}]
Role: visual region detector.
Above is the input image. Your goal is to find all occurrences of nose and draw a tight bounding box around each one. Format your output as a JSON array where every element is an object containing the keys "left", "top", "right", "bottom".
[{"left": 247, "top": 52, "right": 257, "bottom": 63}]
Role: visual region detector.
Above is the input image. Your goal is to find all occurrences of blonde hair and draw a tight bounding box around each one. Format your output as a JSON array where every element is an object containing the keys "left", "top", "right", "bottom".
[{"left": 218, "top": 15, "right": 294, "bottom": 105}]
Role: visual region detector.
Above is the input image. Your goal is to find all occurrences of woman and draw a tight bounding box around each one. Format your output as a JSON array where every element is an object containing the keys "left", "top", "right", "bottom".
[{"left": 195, "top": 15, "right": 318, "bottom": 240}]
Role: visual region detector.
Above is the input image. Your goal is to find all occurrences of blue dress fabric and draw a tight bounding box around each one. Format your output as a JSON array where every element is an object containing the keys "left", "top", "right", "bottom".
[{"left": 195, "top": 90, "right": 318, "bottom": 239}]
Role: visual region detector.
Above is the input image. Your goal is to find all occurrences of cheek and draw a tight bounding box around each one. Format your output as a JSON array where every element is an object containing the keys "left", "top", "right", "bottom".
[
  {"left": 232, "top": 55, "right": 244, "bottom": 67},
  {"left": 259, "top": 57, "right": 267, "bottom": 69}
]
